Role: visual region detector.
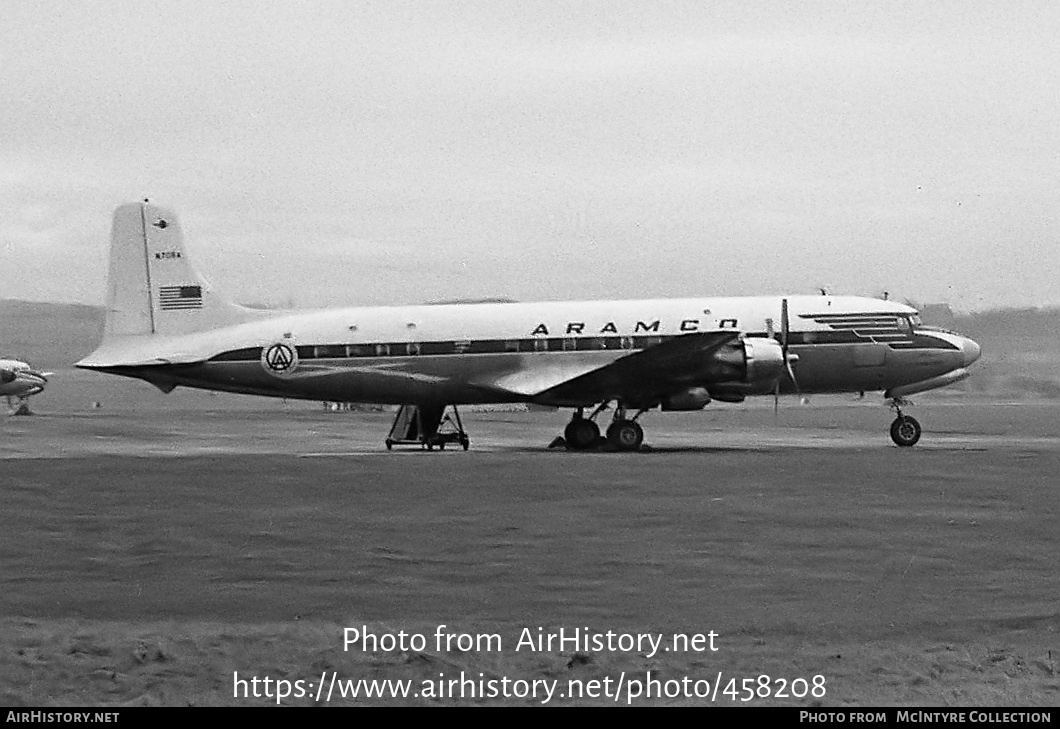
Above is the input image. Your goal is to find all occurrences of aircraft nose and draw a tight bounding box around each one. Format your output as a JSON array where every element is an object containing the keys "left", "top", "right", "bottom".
[{"left": 961, "top": 337, "right": 981, "bottom": 367}]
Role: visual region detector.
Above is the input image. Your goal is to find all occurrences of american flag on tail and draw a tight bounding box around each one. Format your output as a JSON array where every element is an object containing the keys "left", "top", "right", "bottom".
[{"left": 158, "top": 285, "right": 203, "bottom": 310}]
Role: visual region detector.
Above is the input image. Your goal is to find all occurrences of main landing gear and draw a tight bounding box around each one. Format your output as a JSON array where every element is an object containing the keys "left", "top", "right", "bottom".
[
  {"left": 563, "top": 402, "right": 646, "bottom": 452},
  {"left": 563, "top": 410, "right": 600, "bottom": 450},
  {"left": 888, "top": 398, "right": 922, "bottom": 447}
]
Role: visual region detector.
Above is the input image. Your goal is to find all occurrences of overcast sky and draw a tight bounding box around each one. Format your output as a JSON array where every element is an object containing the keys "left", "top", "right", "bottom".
[{"left": 1, "top": 1, "right": 1057, "bottom": 312}]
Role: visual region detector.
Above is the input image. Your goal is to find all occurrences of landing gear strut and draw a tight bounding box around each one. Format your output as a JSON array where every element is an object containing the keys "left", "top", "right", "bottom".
[{"left": 888, "top": 399, "right": 921, "bottom": 447}]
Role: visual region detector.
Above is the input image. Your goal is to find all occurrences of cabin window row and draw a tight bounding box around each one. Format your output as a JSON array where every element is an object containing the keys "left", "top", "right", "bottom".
[
  {"left": 295, "top": 336, "right": 654, "bottom": 358},
  {"left": 209, "top": 336, "right": 659, "bottom": 362}
]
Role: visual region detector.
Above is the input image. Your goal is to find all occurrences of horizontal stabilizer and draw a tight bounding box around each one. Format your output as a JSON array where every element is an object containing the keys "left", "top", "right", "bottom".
[{"left": 76, "top": 334, "right": 210, "bottom": 369}]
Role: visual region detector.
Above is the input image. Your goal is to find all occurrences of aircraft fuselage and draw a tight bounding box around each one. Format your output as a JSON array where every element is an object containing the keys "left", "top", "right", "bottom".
[{"left": 82, "top": 295, "right": 980, "bottom": 407}]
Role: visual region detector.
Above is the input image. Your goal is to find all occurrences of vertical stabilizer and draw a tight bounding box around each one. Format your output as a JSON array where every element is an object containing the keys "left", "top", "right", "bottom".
[{"left": 104, "top": 201, "right": 253, "bottom": 339}]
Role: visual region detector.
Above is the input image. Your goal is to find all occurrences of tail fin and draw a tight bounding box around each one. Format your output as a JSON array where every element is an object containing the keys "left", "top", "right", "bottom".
[{"left": 104, "top": 201, "right": 253, "bottom": 338}]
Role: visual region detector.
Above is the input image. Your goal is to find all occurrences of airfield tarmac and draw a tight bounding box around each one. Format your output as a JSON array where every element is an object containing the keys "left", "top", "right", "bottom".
[{"left": 1, "top": 371, "right": 1058, "bottom": 706}]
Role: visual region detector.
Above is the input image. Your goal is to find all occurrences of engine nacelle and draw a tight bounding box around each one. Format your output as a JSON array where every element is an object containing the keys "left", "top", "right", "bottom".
[
  {"left": 709, "top": 389, "right": 746, "bottom": 403},
  {"left": 742, "top": 338, "right": 786, "bottom": 392},
  {"left": 697, "top": 338, "right": 786, "bottom": 395},
  {"left": 657, "top": 338, "right": 788, "bottom": 408},
  {"left": 661, "top": 386, "right": 712, "bottom": 411}
]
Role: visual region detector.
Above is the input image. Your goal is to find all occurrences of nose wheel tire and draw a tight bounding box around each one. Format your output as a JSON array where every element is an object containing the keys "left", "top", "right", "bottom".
[
  {"left": 607, "top": 419, "right": 644, "bottom": 451},
  {"left": 890, "top": 415, "right": 922, "bottom": 447},
  {"left": 564, "top": 419, "right": 600, "bottom": 450}
]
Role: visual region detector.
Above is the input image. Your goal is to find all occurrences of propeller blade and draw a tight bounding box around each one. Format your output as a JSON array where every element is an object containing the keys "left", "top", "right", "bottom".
[
  {"left": 781, "top": 297, "right": 789, "bottom": 352},
  {"left": 786, "top": 359, "right": 800, "bottom": 393},
  {"left": 780, "top": 298, "right": 801, "bottom": 395}
]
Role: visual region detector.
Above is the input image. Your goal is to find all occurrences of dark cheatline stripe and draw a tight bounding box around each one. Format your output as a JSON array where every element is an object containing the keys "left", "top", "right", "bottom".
[
  {"left": 888, "top": 335, "right": 960, "bottom": 351},
  {"left": 825, "top": 323, "right": 900, "bottom": 330},
  {"left": 210, "top": 347, "right": 263, "bottom": 361},
  {"left": 800, "top": 312, "right": 902, "bottom": 319},
  {"left": 205, "top": 330, "right": 960, "bottom": 363},
  {"left": 794, "top": 312, "right": 913, "bottom": 343}
]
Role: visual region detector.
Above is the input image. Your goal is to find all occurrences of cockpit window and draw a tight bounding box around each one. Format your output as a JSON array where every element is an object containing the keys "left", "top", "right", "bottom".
[{"left": 898, "top": 314, "right": 922, "bottom": 331}]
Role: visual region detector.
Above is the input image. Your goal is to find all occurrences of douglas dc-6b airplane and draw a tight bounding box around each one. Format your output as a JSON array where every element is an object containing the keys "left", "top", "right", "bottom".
[
  {"left": 1, "top": 358, "right": 50, "bottom": 415},
  {"left": 78, "top": 201, "right": 981, "bottom": 451}
]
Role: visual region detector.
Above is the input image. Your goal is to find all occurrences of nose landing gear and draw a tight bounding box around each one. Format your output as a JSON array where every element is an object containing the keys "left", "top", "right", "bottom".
[{"left": 889, "top": 399, "right": 921, "bottom": 447}]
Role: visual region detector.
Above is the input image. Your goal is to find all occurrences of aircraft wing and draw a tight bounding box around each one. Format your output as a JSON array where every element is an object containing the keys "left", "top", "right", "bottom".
[{"left": 489, "top": 330, "right": 742, "bottom": 406}]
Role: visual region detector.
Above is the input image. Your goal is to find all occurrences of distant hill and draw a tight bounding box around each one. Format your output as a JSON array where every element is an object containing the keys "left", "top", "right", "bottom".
[
  {"left": 426, "top": 298, "right": 518, "bottom": 305},
  {"left": 948, "top": 307, "right": 1060, "bottom": 397},
  {"left": 3, "top": 299, "right": 1058, "bottom": 397},
  {"left": 0, "top": 300, "right": 104, "bottom": 368}
]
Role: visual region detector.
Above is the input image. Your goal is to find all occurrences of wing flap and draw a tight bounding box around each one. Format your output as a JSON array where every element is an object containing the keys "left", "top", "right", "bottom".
[{"left": 482, "top": 359, "right": 616, "bottom": 398}]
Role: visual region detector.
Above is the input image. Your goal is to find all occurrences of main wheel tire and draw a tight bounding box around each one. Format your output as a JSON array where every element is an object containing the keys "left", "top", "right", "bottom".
[
  {"left": 606, "top": 419, "right": 644, "bottom": 451},
  {"left": 890, "top": 415, "right": 922, "bottom": 447},
  {"left": 461, "top": 437, "right": 470, "bottom": 451},
  {"left": 385, "top": 438, "right": 393, "bottom": 451},
  {"left": 564, "top": 418, "right": 600, "bottom": 450}
]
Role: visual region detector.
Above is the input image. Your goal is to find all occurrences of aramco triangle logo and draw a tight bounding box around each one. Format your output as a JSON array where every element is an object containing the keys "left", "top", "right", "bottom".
[{"left": 261, "top": 342, "right": 298, "bottom": 376}]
